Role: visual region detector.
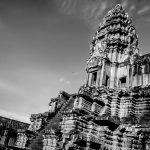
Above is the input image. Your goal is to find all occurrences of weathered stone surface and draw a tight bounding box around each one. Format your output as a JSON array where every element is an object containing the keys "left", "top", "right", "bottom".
[
  {"left": 15, "top": 4, "right": 150, "bottom": 150},
  {"left": 0, "top": 116, "right": 29, "bottom": 149}
]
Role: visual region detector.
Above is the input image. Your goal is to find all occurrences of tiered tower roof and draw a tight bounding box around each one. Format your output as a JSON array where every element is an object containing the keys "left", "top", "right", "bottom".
[{"left": 89, "top": 4, "right": 139, "bottom": 64}]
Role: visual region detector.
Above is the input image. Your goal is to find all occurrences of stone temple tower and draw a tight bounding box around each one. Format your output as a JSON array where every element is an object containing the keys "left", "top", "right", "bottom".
[
  {"left": 15, "top": 4, "right": 150, "bottom": 150},
  {"left": 87, "top": 4, "right": 139, "bottom": 89}
]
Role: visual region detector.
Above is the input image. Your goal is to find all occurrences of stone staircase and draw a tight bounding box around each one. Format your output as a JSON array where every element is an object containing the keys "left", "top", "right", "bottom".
[{"left": 45, "top": 96, "right": 75, "bottom": 130}]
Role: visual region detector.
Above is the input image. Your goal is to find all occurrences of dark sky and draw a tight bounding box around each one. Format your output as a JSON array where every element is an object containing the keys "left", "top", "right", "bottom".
[{"left": 0, "top": 0, "right": 150, "bottom": 122}]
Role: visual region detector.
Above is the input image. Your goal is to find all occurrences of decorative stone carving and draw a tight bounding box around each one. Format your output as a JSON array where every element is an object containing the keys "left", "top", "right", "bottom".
[
  {"left": 49, "top": 101, "right": 57, "bottom": 113},
  {"left": 20, "top": 4, "right": 150, "bottom": 150}
]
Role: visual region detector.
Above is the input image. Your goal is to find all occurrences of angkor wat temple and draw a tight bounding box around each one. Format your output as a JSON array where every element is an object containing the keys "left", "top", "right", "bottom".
[
  {"left": 0, "top": 116, "right": 29, "bottom": 150},
  {"left": 6, "top": 4, "right": 150, "bottom": 150}
]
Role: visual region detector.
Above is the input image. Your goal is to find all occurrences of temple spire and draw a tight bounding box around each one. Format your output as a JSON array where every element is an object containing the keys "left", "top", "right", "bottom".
[
  {"left": 88, "top": 4, "right": 139, "bottom": 65},
  {"left": 86, "top": 4, "right": 140, "bottom": 89}
]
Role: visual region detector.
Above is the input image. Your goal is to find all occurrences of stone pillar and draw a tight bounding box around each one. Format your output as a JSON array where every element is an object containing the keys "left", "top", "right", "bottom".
[
  {"left": 96, "top": 69, "right": 101, "bottom": 87},
  {"left": 127, "top": 65, "right": 130, "bottom": 88},
  {"left": 100, "top": 59, "right": 105, "bottom": 86},
  {"left": 110, "top": 63, "right": 117, "bottom": 88},
  {"left": 110, "top": 47, "right": 118, "bottom": 89},
  {"left": 88, "top": 73, "right": 93, "bottom": 86},
  {"left": 86, "top": 73, "right": 89, "bottom": 86},
  {"left": 137, "top": 64, "right": 143, "bottom": 86},
  {"left": 136, "top": 64, "right": 139, "bottom": 87},
  {"left": 78, "top": 97, "right": 83, "bottom": 109},
  {"left": 130, "top": 64, "right": 134, "bottom": 87},
  {"left": 141, "top": 65, "right": 144, "bottom": 86}
]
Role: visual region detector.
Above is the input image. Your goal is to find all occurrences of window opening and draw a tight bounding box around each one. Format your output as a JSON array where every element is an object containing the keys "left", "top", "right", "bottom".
[
  {"left": 92, "top": 72, "right": 97, "bottom": 86},
  {"left": 105, "top": 75, "right": 110, "bottom": 87},
  {"left": 120, "top": 77, "right": 126, "bottom": 88}
]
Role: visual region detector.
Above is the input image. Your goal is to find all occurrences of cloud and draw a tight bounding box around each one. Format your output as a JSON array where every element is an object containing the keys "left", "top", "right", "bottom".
[
  {"left": 66, "top": 80, "right": 71, "bottom": 84},
  {"left": 59, "top": 77, "right": 71, "bottom": 85},
  {"left": 59, "top": 77, "right": 65, "bottom": 83},
  {"left": 55, "top": 0, "right": 77, "bottom": 15},
  {"left": 53, "top": 0, "right": 150, "bottom": 30},
  {"left": 0, "top": 109, "right": 30, "bottom": 123},
  {"left": 81, "top": 0, "right": 108, "bottom": 28},
  {"left": 121, "top": 0, "right": 128, "bottom": 9},
  {"left": 137, "top": 6, "right": 150, "bottom": 15},
  {"left": 72, "top": 71, "right": 82, "bottom": 76}
]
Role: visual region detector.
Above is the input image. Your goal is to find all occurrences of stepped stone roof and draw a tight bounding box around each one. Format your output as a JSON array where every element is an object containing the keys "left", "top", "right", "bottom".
[{"left": 89, "top": 4, "right": 139, "bottom": 66}]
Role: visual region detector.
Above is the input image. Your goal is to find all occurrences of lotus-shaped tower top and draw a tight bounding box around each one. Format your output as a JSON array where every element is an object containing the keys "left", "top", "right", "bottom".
[{"left": 88, "top": 4, "right": 139, "bottom": 65}]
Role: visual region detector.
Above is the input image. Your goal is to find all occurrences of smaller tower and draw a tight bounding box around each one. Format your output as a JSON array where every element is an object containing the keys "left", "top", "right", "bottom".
[{"left": 86, "top": 4, "right": 139, "bottom": 89}]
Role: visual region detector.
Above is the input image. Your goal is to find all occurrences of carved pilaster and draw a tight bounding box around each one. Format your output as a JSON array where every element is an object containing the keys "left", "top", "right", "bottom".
[{"left": 100, "top": 59, "right": 105, "bottom": 87}]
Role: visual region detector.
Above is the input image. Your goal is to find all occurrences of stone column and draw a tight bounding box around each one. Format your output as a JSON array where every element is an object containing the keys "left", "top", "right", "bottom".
[
  {"left": 110, "top": 63, "right": 117, "bottom": 88},
  {"left": 86, "top": 73, "right": 89, "bottom": 86},
  {"left": 130, "top": 64, "right": 134, "bottom": 87},
  {"left": 100, "top": 59, "right": 105, "bottom": 87},
  {"left": 136, "top": 64, "right": 139, "bottom": 87},
  {"left": 96, "top": 69, "right": 101, "bottom": 87},
  {"left": 141, "top": 65, "right": 144, "bottom": 86},
  {"left": 78, "top": 97, "right": 83, "bottom": 109},
  {"left": 137, "top": 64, "right": 143, "bottom": 86},
  {"left": 127, "top": 65, "right": 130, "bottom": 88},
  {"left": 88, "top": 73, "right": 93, "bottom": 86}
]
